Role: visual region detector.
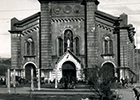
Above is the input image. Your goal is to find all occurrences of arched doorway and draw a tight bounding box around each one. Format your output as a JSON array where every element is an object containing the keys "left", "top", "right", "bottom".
[
  {"left": 62, "top": 61, "right": 76, "bottom": 82},
  {"left": 25, "top": 63, "right": 36, "bottom": 81},
  {"left": 101, "top": 62, "right": 115, "bottom": 82}
]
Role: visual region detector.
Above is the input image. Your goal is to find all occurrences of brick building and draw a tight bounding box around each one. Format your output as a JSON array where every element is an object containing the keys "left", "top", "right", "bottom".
[
  {"left": 9, "top": 0, "right": 136, "bottom": 86},
  {"left": 134, "top": 49, "right": 140, "bottom": 82}
]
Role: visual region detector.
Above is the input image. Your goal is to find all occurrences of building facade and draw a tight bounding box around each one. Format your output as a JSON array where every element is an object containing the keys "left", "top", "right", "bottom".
[
  {"left": 9, "top": 0, "right": 136, "bottom": 84},
  {"left": 134, "top": 49, "right": 140, "bottom": 82}
]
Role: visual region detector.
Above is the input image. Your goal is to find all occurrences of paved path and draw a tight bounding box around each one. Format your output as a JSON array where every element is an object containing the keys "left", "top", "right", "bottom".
[{"left": 117, "top": 88, "right": 135, "bottom": 100}]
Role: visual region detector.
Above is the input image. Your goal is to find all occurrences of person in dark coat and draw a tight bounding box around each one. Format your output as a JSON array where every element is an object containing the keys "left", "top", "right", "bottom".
[
  {"left": 133, "top": 87, "right": 140, "bottom": 100},
  {"left": 121, "top": 78, "right": 125, "bottom": 87},
  {"left": 130, "top": 77, "right": 134, "bottom": 85}
]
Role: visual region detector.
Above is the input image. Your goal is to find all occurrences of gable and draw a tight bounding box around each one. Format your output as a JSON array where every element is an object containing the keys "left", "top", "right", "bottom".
[{"left": 57, "top": 50, "right": 81, "bottom": 70}]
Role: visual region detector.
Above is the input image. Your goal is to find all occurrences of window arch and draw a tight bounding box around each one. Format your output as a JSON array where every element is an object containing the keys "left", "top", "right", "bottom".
[
  {"left": 25, "top": 38, "right": 35, "bottom": 56},
  {"left": 103, "top": 36, "right": 113, "bottom": 54},
  {"left": 64, "top": 30, "right": 73, "bottom": 52}
]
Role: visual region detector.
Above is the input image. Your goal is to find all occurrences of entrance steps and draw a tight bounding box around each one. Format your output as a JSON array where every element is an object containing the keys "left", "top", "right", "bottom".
[
  {"left": 40, "top": 83, "right": 91, "bottom": 89},
  {"left": 33, "top": 84, "right": 92, "bottom": 92},
  {"left": 34, "top": 88, "right": 93, "bottom": 92},
  {"left": 75, "top": 84, "right": 90, "bottom": 89}
]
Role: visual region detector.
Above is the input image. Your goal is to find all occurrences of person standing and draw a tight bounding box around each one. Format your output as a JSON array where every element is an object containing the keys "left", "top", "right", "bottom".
[{"left": 133, "top": 87, "right": 140, "bottom": 100}]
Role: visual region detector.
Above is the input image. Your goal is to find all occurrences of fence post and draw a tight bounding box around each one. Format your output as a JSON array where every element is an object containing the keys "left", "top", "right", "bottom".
[
  {"left": 7, "top": 68, "right": 10, "bottom": 93},
  {"left": 38, "top": 68, "right": 40, "bottom": 90}
]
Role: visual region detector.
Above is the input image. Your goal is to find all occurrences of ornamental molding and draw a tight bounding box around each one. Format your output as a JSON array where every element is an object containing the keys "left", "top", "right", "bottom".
[
  {"left": 51, "top": 17, "right": 84, "bottom": 23},
  {"left": 97, "top": 23, "right": 113, "bottom": 32},
  {"left": 52, "top": 5, "right": 83, "bottom": 15},
  {"left": 22, "top": 25, "right": 39, "bottom": 35}
]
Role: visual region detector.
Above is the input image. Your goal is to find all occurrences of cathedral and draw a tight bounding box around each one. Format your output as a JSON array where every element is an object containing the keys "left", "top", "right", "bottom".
[{"left": 9, "top": 0, "right": 136, "bottom": 86}]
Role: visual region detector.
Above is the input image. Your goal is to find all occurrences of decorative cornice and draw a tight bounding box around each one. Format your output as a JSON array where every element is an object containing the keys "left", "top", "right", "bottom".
[
  {"left": 22, "top": 25, "right": 39, "bottom": 35},
  {"left": 9, "top": 30, "right": 22, "bottom": 34},
  {"left": 51, "top": 17, "right": 84, "bottom": 23},
  {"left": 38, "top": 0, "right": 83, "bottom": 3},
  {"left": 81, "top": 0, "right": 99, "bottom": 5},
  {"left": 96, "top": 23, "right": 113, "bottom": 32}
]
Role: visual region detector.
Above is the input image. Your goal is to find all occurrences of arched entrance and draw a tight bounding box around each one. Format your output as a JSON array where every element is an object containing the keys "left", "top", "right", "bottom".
[
  {"left": 25, "top": 63, "right": 36, "bottom": 81},
  {"left": 62, "top": 61, "right": 76, "bottom": 82},
  {"left": 101, "top": 62, "right": 115, "bottom": 82}
]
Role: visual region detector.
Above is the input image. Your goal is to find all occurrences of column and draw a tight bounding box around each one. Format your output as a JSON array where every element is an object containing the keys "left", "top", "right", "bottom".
[
  {"left": 23, "top": 69, "right": 25, "bottom": 79},
  {"left": 13, "top": 69, "right": 16, "bottom": 88},
  {"left": 48, "top": 71, "right": 51, "bottom": 84},
  {"left": 38, "top": 68, "right": 41, "bottom": 90},
  {"left": 7, "top": 68, "right": 10, "bottom": 93},
  {"left": 31, "top": 68, "right": 34, "bottom": 91},
  {"left": 55, "top": 65, "right": 58, "bottom": 88}
]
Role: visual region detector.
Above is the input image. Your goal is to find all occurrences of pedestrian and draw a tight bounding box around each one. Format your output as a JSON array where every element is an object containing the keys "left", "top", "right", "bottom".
[
  {"left": 133, "top": 87, "right": 140, "bottom": 100},
  {"left": 130, "top": 77, "right": 134, "bottom": 85},
  {"left": 121, "top": 78, "right": 125, "bottom": 87},
  {"left": 125, "top": 76, "right": 128, "bottom": 87}
]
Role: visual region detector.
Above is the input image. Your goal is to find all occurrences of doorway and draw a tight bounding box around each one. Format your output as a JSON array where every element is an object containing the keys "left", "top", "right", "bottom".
[
  {"left": 25, "top": 63, "right": 36, "bottom": 81},
  {"left": 62, "top": 61, "right": 76, "bottom": 83},
  {"left": 101, "top": 62, "right": 115, "bottom": 82}
]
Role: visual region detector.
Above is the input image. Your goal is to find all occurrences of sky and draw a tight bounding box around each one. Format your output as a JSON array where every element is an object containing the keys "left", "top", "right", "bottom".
[{"left": 0, "top": 0, "right": 140, "bottom": 58}]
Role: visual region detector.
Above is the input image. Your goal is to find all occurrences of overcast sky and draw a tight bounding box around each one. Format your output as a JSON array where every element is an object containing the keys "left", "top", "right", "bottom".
[{"left": 0, "top": 0, "right": 140, "bottom": 58}]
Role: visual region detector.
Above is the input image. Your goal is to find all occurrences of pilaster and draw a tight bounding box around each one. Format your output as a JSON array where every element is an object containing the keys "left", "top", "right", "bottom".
[
  {"left": 40, "top": 1, "right": 52, "bottom": 69},
  {"left": 86, "top": 1, "right": 98, "bottom": 68}
]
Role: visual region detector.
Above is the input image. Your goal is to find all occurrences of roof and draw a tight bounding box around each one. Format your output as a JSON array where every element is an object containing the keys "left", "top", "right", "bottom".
[
  {"left": 14, "top": 12, "right": 40, "bottom": 26},
  {"left": 38, "top": 0, "right": 99, "bottom": 4},
  {"left": 95, "top": 10, "right": 122, "bottom": 23},
  {"left": 57, "top": 50, "right": 81, "bottom": 64}
]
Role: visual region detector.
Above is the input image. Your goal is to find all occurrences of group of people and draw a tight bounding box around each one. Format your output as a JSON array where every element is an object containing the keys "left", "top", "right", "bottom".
[
  {"left": 120, "top": 76, "right": 134, "bottom": 87},
  {"left": 59, "top": 76, "right": 76, "bottom": 89}
]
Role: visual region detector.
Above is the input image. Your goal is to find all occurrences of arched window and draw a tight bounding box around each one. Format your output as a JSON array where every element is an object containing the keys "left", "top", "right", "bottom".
[
  {"left": 58, "top": 37, "right": 63, "bottom": 56},
  {"left": 103, "top": 36, "right": 113, "bottom": 54},
  {"left": 27, "top": 41, "right": 30, "bottom": 55},
  {"left": 104, "top": 40, "right": 108, "bottom": 54},
  {"left": 64, "top": 30, "right": 73, "bottom": 52},
  {"left": 109, "top": 40, "right": 113, "bottom": 54},
  {"left": 75, "top": 37, "right": 79, "bottom": 55},
  {"left": 25, "top": 38, "right": 35, "bottom": 56},
  {"left": 31, "top": 41, "right": 35, "bottom": 55}
]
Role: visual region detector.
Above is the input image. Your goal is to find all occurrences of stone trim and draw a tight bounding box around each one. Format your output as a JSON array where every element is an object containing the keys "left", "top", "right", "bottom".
[{"left": 51, "top": 17, "right": 84, "bottom": 23}]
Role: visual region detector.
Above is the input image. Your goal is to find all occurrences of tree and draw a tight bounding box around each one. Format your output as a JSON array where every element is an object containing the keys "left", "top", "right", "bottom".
[
  {"left": 0, "top": 64, "right": 9, "bottom": 76},
  {"left": 0, "top": 58, "right": 11, "bottom": 76},
  {"left": 87, "top": 66, "right": 119, "bottom": 100}
]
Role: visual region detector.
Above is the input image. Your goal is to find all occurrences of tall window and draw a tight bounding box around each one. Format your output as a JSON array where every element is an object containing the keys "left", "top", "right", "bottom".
[
  {"left": 103, "top": 36, "right": 113, "bottom": 54},
  {"left": 25, "top": 38, "right": 35, "bottom": 56},
  {"left": 58, "top": 37, "right": 63, "bottom": 56},
  {"left": 64, "top": 30, "right": 73, "bottom": 52},
  {"left": 75, "top": 37, "right": 79, "bottom": 55},
  {"left": 57, "top": 30, "right": 81, "bottom": 56}
]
